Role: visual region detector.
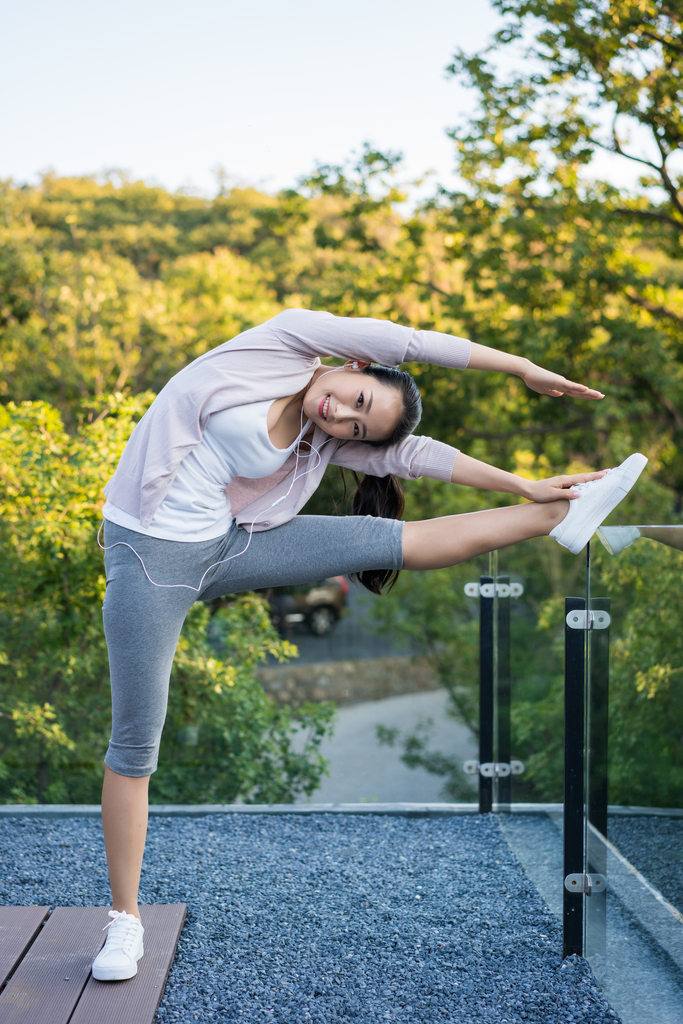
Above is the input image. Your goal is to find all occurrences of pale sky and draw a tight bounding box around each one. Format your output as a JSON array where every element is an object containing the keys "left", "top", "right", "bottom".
[{"left": 3, "top": 0, "right": 505, "bottom": 195}]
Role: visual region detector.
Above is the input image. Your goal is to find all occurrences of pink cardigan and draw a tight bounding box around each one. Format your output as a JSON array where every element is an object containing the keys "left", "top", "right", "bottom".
[{"left": 104, "top": 309, "right": 471, "bottom": 531}]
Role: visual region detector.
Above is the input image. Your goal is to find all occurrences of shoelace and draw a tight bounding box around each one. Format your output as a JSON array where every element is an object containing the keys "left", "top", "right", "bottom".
[
  {"left": 574, "top": 468, "right": 612, "bottom": 496},
  {"left": 102, "top": 910, "right": 140, "bottom": 952}
]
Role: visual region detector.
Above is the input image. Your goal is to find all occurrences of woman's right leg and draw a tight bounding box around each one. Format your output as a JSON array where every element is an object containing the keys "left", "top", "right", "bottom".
[
  {"left": 101, "top": 767, "right": 149, "bottom": 920},
  {"left": 402, "top": 500, "right": 568, "bottom": 570},
  {"left": 101, "top": 524, "right": 201, "bottom": 918}
]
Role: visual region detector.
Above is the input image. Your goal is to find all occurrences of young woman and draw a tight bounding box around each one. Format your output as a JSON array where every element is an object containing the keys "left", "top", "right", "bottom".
[{"left": 93, "top": 307, "right": 646, "bottom": 980}]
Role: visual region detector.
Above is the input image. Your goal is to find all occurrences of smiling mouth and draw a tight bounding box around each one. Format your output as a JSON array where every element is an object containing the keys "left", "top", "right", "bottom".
[{"left": 318, "top": 395, "right": 331, "bottom": 421}]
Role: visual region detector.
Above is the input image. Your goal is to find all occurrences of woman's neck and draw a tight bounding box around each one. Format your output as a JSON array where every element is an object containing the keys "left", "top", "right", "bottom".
[
  {"left": 267, "top": 367, "right": 329, "bottom": 448},
  {"left": 266, "top": 388, "right": 308, "bottom": 450}
]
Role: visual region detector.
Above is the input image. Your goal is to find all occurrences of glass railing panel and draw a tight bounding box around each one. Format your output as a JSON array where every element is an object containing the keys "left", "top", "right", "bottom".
[
  {"left": 0, "top": 514, "right": 491, "bottom": 809},
  {"left": 495, "top": 537, "right": 585, "bottom": 809},
  {"left": 497, "top": 536, "right": 587, "bottom": 951},
  {"left": 585, "top": 581, "right": 609, "bottom": 961},
  {"left": 584, "top": 526, "right": 683, "bottom": 1024}
]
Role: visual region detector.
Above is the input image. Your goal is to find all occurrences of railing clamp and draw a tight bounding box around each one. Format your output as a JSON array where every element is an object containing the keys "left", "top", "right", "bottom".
[
  {"left": 464, "top": 760, "right": 525, "bottom": 777},
  {"left": 564, "top": 872, "right": 606, "bottom": 896},
  {"left": 464, "top": 582, "right": 524, "bottom": 598},
  {"left": 565, "top": 610, "right": 611, "bottom": 631}
]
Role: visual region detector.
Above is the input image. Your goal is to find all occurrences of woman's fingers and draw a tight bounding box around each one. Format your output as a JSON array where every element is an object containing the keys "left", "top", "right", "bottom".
[
  {"left": 557, "top": 471, "right": 608, "bottom": 498},
  {"left": 554, "top": 380, "right": 605, "bottom": 399},
  {"left": 530, "top": 470, "right": 609, "bottom": 503},
  {"left": 567, "top": 383, "right": 605, "bottom": 399},
  {"left": 566, "top": 471, "right": 608, "bottom": 484},
  {"left": 531, "top": 470, "right": 608, "bottom": 502},
  {"left": 529, "top": 372, "right": 605, "bottom": 399}
]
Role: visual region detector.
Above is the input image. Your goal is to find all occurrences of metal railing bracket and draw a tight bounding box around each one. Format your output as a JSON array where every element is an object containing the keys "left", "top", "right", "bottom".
[
  {"left": 564, "top": 872, "right": 606, "bottom": 896},
  {"left": 565, "top": 609, "right": 610, "bottom": 630}
]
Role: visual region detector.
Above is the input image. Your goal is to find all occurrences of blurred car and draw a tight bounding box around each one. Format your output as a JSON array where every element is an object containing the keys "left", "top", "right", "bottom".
[{"left": 265, "top": 576, "right": 349, "bottom": 636}]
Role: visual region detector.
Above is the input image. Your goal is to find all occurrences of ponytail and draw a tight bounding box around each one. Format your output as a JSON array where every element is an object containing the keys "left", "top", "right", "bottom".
[{"left": 338, "top": 364, "right": 422, "bottom": 596}]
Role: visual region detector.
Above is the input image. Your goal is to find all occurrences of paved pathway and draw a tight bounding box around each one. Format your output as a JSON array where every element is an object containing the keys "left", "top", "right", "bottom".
[{"left": 296, "top": 689, "right": 477, "bottom": 804}]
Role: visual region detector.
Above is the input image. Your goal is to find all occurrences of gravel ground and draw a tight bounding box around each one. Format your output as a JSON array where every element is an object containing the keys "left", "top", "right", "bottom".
[
  {"left": 607, "top": 816, "right": 683, "bottom": 914},
  {"left": 0, "top": 813, "right": 620, "bottom": 1023}
]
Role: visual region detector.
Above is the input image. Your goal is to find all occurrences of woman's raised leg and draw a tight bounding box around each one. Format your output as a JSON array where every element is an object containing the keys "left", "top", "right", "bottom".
[
  {"left": 402, "top": 500, "right": 568, "bottom": 570},
  {"left": 101, "top": 767, "right": 150, "bottom": 920}
]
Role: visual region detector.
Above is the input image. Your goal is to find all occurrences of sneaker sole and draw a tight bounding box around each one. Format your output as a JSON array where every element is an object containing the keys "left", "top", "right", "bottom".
[
  {"left": 596, "top": 526, "right": 641, "bottom": 556},
  {"left": 92, "top": 947, "right": 143, "bottom": 982},
  {"left": 559, "top": 454, "right": 648, "bottom": 555}
]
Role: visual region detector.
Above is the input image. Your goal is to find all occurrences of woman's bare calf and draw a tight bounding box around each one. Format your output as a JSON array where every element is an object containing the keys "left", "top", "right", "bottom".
[{"left": 402, "top": 500, "right": 568, "bottom": 571}]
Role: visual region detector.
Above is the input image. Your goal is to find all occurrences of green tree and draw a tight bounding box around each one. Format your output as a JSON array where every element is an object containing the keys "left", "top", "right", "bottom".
[
  {"left": 0, "top": 184, "right": 283, "bottom": 416},
  {"left": 418, "top": 0, "right": 683, "bottom": 493}
]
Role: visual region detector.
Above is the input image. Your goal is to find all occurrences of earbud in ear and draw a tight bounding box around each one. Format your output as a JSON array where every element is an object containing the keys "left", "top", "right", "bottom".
[{"left": 342, "top": 358, "right": 370, "bottom": 371}]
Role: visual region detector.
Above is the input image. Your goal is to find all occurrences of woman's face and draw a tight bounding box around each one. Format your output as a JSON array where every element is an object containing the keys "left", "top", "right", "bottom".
[{"left": 303, "top": 366, "right": 403, "bottom": 442}]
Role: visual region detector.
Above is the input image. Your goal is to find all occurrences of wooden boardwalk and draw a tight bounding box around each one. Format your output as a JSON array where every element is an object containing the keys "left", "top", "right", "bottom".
[{"left": 0, "top": 905, "right": 186, "bottom": 1024}]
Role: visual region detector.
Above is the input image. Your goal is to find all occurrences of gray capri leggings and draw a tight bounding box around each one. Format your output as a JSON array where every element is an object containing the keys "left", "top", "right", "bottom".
[{"left": 102, "top": 515, "right": 404, "bottom": 776}]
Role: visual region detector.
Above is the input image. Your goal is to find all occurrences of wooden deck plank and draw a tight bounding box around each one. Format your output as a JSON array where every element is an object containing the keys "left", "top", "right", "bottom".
[
  {"left": 70, "top": 904, "right": 187, "bottom": 1024},
  {"left": 0, "top": 908, "right": 50, "bottom": 989},
  {"left": 0, "top": 906, "right": 107, "bottom": 1024}
]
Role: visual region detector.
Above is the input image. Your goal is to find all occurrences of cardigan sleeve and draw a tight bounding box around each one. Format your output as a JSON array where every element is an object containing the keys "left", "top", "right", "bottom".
[
  {"left": 329, "top": 434, "right": 459, "bottom": 482},
  {"left": 270, "top": 308, "right": 471, "bottom": 369}
]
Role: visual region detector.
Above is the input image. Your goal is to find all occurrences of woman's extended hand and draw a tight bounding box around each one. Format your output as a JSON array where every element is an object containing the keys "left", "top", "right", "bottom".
[
  {"left": 521, "top": 364, "right": 604, "bottom": 400},
  {"left": 449, "top": 452, "right": 608, "bottom": 502},
  {"left": 526, "top": 471, "right": 608, "bottom": 503}
]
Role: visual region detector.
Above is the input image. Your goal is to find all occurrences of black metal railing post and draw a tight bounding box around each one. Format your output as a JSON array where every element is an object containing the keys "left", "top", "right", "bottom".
[
  {"left": 564, "top": 595, "right": 586, "bottom": 958},
  {"left": 479, "top": 575, "right": 495, "bottom": 813},
  {"left": 496, "top": 575, "right": 511, "bottom": 809}
]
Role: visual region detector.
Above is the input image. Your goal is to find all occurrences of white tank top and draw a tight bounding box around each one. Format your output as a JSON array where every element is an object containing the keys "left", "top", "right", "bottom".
[{"left": 103, "top": 400, "right": 311, "bottom": 542}]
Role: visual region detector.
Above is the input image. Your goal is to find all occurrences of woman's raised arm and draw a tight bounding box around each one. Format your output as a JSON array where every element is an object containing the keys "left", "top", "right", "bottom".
[
  {"left": 466, "top": 342, "right": 605, "bottom": 400},
  {"left": 272, "top": 310, "right": 604, "bottom": 403}
]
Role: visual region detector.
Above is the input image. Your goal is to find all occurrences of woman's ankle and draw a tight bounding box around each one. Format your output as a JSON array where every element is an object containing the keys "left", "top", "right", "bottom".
[
  {"left": 546, "top": 499, "right": 570, "bottom": 532},
  {"left": 111, "top": 904, "right": 141, "bottom": 921}
]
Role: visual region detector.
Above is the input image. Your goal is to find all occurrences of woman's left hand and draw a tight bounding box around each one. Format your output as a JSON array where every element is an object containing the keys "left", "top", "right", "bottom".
[
  {"left": 521, "top": 364, "right": 604, "bottom": 400},
  {"left": 526, "top": 471, "right": 608, "bottom": 503}
]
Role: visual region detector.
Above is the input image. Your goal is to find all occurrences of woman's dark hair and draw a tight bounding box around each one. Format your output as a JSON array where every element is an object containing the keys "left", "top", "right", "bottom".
[{"left": 339, "top": 364, "right": 422, "bottom": 597}]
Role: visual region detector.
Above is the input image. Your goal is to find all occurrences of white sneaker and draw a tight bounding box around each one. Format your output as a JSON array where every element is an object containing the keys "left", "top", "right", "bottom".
[
  {"left": 596, "top": 525, "right": 641, "bottom": 555},
  {"left": 92, "top": 910, "right": 144, "bottom": 981},
  {"left": 550, "top": 453, "right": 648, "bottom": 555}
]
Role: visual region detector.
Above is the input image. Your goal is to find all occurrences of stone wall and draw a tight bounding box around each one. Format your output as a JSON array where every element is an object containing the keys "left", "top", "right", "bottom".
[{"left": 257, "top": 655, "right": 438, "bottom": 707}]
